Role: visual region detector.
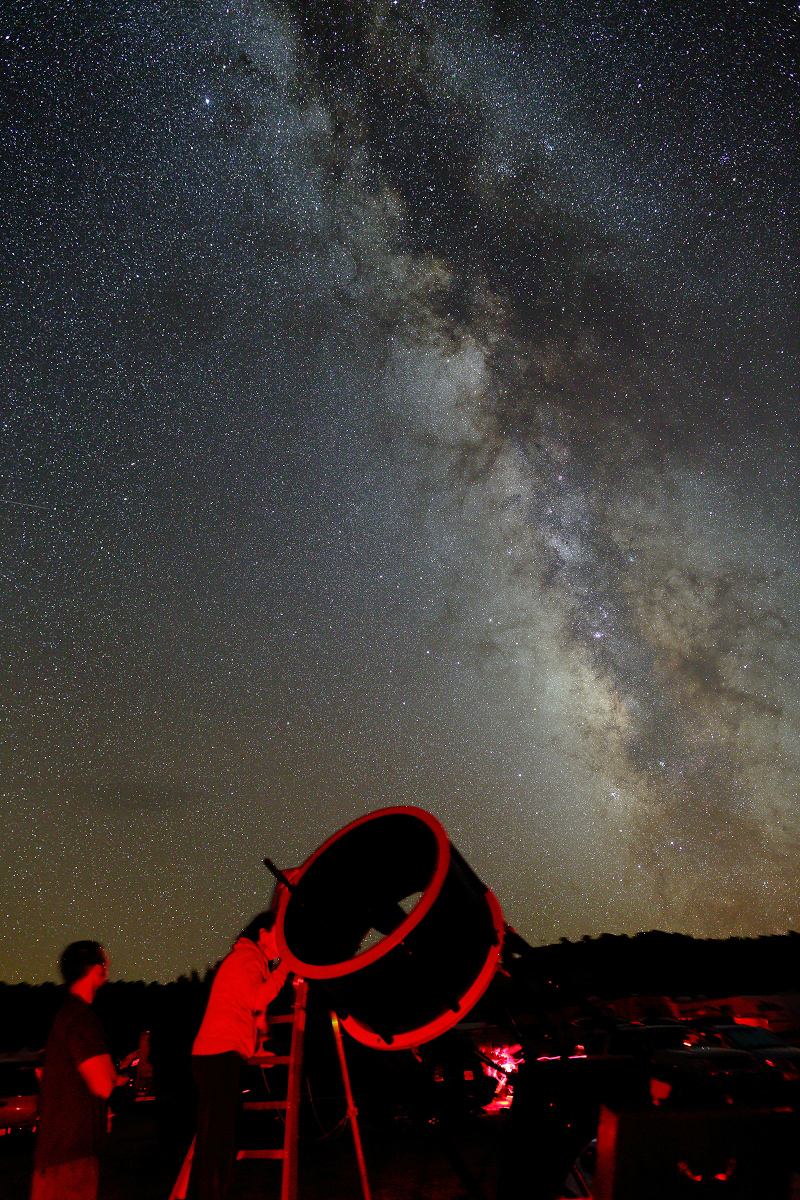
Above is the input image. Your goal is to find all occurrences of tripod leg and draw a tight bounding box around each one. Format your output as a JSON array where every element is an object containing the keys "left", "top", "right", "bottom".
[
  {"left": 330, "top": 1012, "right": 372, "bottom": 1200},
  {"left": 168, "top": 1136, "right": 195, "bottom": 1200}
]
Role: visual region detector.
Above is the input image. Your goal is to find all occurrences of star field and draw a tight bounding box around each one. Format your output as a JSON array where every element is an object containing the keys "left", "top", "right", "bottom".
[{"left": 1, "top": 0, "right": 799, "bottom": 981}]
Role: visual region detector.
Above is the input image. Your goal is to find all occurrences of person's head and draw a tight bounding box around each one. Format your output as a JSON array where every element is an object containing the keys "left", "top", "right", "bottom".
[
  {"left": 238, "top": 910, "right": 277, "bottom": 945},
  {"left": 60, "top": 941, "right": 109, "bottom": 998},
  {"left": 238, "top": 910, "right": 282, "bottom": 959}
]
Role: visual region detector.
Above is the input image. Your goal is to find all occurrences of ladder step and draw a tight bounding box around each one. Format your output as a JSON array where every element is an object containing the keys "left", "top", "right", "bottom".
[
  {"left": 268, "top": 1014, "right": 294, "bottom": 1024},
  {"left": 237, "top": 1148, "right": 286, "bottom": 1160},
  {"left": 242, "top": 1100, "right": 288, "bottom": 1110},
  {"left": 249, "top": 1054, "right": 291, "bottom": 1065}
]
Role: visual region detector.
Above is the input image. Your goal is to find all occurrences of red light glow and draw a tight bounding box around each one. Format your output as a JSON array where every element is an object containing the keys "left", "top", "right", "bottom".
[
  {"left": 478, "top": 1043, "right": 524, "bottom": 1112},
  {"left": 536, "top": 1052, "right": 587, "bottom": 1061}
]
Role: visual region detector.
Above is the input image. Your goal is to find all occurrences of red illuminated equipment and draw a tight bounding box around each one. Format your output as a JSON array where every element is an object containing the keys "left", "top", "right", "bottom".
[{"left": 274, "top": 807, "right": 505, "bottom": 1050}]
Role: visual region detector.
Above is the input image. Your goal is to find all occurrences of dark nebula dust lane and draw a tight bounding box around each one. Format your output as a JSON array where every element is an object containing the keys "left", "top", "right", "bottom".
[{"left": 1, "top": 0, "right": 799, "bottom": 980}]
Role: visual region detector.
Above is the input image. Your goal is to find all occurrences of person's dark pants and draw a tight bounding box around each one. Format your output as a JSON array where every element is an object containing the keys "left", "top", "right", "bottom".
[
  {"left": 30, "top": 1157, "right": 99, "bottom": 1200},
  {"left": 188, "top": 1052, "right": 243, "bottom": 1200}
]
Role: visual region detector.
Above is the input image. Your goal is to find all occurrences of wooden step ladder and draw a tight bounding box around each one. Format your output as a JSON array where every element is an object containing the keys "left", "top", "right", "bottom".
[
  {"left": 168, "top": 978, "right": 307, "bottom": 1200},
  {"left": 170, "top": 976, "right": 370, "bottom": 1200},
  {"left": 236, "top": 976, "right": 308, "bottom": 1200}
]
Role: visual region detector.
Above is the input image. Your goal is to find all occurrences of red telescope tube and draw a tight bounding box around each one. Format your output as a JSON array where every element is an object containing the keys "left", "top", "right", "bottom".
[{"left": 274, "top": 806, "right": 504, "bottom": 1050}]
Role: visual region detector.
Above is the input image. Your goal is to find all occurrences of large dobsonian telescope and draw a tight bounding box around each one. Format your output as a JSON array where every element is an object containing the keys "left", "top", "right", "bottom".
[
  {"left": 270, "top": 805, "right": 505, "bottom": 1050},
  {"left": 259, "top": 806, "right": 796, "bottom": 1200}
]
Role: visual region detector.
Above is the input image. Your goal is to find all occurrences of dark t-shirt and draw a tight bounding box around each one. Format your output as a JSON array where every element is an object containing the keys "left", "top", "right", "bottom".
[{"left": 34, "top": 993, "right": 109, "bottom": 1168}]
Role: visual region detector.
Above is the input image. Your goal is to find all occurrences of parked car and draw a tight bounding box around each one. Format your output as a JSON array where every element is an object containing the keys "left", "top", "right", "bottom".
[
  {"left": 0, "top": 1052, "right": 41, "bottom": 1133},
  {"left": 691, "top": 1022, "right": 800, "bottom": 1085},
  {"left": 649, "top": 1044, "right": 778, "bottom": 1105},
  {"left": 591, "top": 1021, "right": 719, "bottom": 1058},
  {"left": 590, "top": 1021, "right": 781, "bottom": 1105},
  {"left": 562, "top": 1139, "right": 596, "bottom": 1199}
]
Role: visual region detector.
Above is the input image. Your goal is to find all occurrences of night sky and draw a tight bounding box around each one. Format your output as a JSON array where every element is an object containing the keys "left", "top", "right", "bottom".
[{"left": 2, "top": 0, "right": 799, "bottom": 983}]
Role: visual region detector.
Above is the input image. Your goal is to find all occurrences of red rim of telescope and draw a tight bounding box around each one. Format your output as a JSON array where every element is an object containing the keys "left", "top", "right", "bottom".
[
  {"left": 275, "top": 806, "right": 451, "bottom": 980},
  {"left": 340, "top": 886, "right": 505, "bottom": 1050}
]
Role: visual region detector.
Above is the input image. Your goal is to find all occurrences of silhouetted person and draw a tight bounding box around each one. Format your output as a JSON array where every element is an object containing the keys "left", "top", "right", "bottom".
[{"left": 30, "top": 941, "right": 124, "bottom": 1200}]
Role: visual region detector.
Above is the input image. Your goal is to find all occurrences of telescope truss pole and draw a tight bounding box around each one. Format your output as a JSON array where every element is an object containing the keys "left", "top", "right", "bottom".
[{"left": 330, "top": 1010, "right": 372, "bottom": 1200}]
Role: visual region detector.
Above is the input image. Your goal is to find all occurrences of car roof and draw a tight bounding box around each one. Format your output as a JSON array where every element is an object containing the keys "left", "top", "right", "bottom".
[{"left": 0, "top": 1051, "right": 43, "bottom": 1064}]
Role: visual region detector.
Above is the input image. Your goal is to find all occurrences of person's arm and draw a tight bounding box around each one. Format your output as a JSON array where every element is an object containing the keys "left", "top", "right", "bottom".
[
  {"left": 257, "top": 959, "right": 291, "bottom": 1009},
  {"left": 261, "top": 955, "right": 289, "bottom": 1003},
  {"left": 253, "top": 961, "right": 292, "bottom": 1037},
  {"left": 78, "top": 1053, "right": 125, "bottom": 1099},
  {"left": 239, "top": 951, "right": 291, "bottom": 1012}
]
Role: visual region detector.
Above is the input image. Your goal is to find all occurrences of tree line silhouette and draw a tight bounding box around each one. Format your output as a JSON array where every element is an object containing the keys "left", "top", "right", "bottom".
[
  {"left": 4, "top": 930, "right": 800, "bottom": 1057},
  {"left": 517, "top": 929, "right": 800, "bottom": 1005}
]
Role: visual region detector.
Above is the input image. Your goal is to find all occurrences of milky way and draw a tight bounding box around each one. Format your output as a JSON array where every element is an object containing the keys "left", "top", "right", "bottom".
[{"left": 2, "top": 0, "right": 799, "bottom": 980}]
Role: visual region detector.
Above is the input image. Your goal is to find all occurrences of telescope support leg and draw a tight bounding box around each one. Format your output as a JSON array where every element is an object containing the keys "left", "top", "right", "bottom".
[
  {"left": 168, "top": 1136, "right": 195, "bottom": 1200},
  {"left": 330, "top": 1010, "right": 372, "bottom": 1200}
]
